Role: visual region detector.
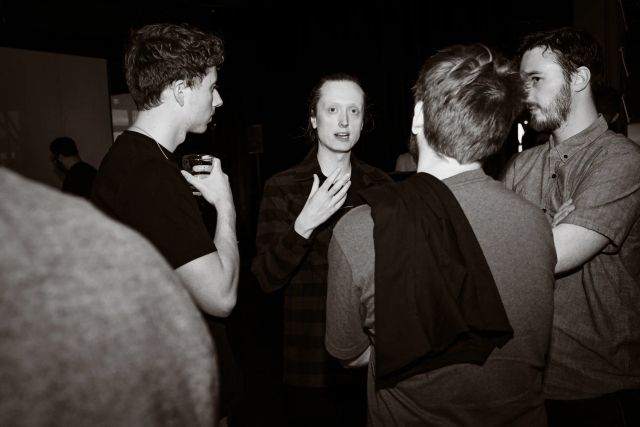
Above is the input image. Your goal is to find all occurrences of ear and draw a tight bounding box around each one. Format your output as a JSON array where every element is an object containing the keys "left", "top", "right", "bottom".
[
  {"left": 572, "top": 66, "right": 591, "bottom": 93},
  {"left": 172, "top": 80, "right": 186, "bottom": 107},
  {"left": 311, "top": 117, "right": 317, "bottom": 129},
  {"left": 411, "top": 101, "right": 424, "bottom": 134}
]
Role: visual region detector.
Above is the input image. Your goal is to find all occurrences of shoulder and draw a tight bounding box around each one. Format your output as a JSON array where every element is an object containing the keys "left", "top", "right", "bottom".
[
  {"left": 461, "top": 178, "right": 550, "bottom": 231},
  {"left": 265, "top": 165, "right": 299, "bottom": 186},
  {"left": 510, "top": 144, "right": 549, "bottom": 168},
  {"left": 594, "top": 130, "right": 640, "bottom": 158},
  {"left": 334, "top": 205, "right": 374, "bottom": 243},
  {"left": 352, "top": 157, "right": 393, "bottom": 184}
]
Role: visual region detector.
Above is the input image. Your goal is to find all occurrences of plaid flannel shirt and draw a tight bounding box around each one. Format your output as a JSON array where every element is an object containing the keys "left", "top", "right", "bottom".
[{"left": 252, "top": 144, "right": 392, "bottom": 387}]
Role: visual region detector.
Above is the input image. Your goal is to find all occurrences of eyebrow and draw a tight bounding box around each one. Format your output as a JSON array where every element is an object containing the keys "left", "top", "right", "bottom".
[{"left": 522, "top": 70, "right": 542, "bottom": 77}]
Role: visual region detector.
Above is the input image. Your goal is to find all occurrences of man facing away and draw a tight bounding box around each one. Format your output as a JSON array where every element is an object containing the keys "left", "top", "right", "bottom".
[
  {"left": 91, "top": 23, "right": 240, "bottom": 421},
  {"left": 325, "top": 45, "right": 557, "bottom": 426},
  {"left": 501, "top": 27, "right": 640, "bottom": 426},
  {"left": 49, "top": 136, "right": 97, "bottom": 199}
]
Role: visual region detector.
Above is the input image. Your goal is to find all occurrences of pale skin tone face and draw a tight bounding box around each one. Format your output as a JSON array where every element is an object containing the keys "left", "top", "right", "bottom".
[
  {"left": 311, "top": 80, "right": 364, "bottom": 157},
  {"left": 293, "top": 80, "right": 364, "bottom": 240},
  {"left": 519, "top": 47, "right": 609, "bottom": 275},
  {"left": 184, "top": 67, "right": 223, "bottom": 134},
  {"left": 520, "top": 47, "right": 572, "bottom": 133}
]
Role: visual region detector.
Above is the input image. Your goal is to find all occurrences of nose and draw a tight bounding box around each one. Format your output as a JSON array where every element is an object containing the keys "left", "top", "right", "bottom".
[
  {"left": 339, "top": 110, "right": 348, "bottom": 127},
  {"left": 212, "top": 89, "right": 223, "bottom": 108}
]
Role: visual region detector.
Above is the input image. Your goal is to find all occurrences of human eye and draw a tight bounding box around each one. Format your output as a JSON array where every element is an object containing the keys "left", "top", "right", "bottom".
[
  {"left": 350, "top": 107, "right": 360, "bottom": 115},
  {"left": 531, "top": 77, "right": 540, "bottom": 84},
  {"left": 210, "top": 84, "right": 218, "bottom": 93},
  {"left": 328, "top": 106, "right": 337, "bottom": 113}
]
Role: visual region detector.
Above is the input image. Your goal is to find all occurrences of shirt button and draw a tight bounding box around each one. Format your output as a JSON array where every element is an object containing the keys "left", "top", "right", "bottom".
[
  {"left": 542, "top": 208, "right": 547, "bottom": 213},
  {"left": 552, "top": 174, "right": 557, "bottom": 178},
  {"left": 302, "top": 243, "right": 311, "bottom": 249},
  {"left": 564, "top": 154, "right": 568, "bottom": 159}
]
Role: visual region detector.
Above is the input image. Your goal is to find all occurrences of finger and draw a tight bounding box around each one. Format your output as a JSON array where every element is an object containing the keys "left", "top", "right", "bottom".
[
  {"left": 552, "top": 208, "right": 573, "bottom": 227},
  {"left": 328, "top": 173, "right": 351, "bottom": 196},
  {"left": 555, "top": 204, "right": 575, "bottom": 219},
  {"left": 332, "top": 180, "right": 352, "bottom": 202},
  {"left": 181, "top": 170, "right": 195, "bottom": 182},
  {"left": 212, "top": 157, "right": 222, "bottom": 170},
  {"left": 558, "top": 199, "right": 573, "bottom": 210},
  {"left": 320, "top": 168, "right": 342, "bottom": 191},
  {"left": 334, "top": 191, "right": 349, "bottom": 209},
  {"left": 308, "top": 174, "right": 320, "bottom": 198}
]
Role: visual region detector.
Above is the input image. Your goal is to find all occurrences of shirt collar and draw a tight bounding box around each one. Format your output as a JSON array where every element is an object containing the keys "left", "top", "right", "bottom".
[
  {"left": 442, "top": 168, "right": 490, "bottom": 189},
  {"left": 292, "top": 143, "right": 389, "bottom": 188},
  {"left": 550, "top": 115, "right": 608, "bottom": 163}
]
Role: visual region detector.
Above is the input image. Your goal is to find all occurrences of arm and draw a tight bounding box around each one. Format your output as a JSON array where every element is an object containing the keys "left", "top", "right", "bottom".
[
  {"left": 251, "top": 168, "right": 351, "bottom": 293},
  {"left": 180, "top": 159, "right": 239, "bottom": 317},
  {"left": 552, "top": 146, "right": 640, "bottom": 275},
  {"left": 325, "top": 229, "right": 371, "bottom": 367},
  {"left": 552, "top": 224, "right": 609, "bottom": 274},
  {"left": 340, "top": 345, "right": 371, "bottom": 369}
]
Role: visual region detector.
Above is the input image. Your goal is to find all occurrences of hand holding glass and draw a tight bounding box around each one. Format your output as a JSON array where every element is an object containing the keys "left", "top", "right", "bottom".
[{"left": 182, "top": 154, "right": 213, "bottom": 196}]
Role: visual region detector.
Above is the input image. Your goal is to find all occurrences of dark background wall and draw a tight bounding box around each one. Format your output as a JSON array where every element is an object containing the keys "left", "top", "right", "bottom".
[
  {"left": 2, "top": 2, "right": 636, "bottom": 425},
  {"left": 1, "top": 0, "right": 581, "bottom": 247}
]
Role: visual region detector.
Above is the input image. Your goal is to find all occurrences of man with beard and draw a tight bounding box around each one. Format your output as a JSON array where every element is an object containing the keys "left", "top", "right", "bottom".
[
  {"left": 326, "top": 45, "right": 557, "bottom": 426},
  {"left": 501, "top": 27, "right": 640, "bottom": 426},
  {"left": 49, "top": 137, "right": 97, "bottom": 199}
]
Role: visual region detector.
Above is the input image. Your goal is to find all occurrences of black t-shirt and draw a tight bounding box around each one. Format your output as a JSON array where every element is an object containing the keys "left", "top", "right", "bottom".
[
  {"left": 62, "top": 162, "right": 97, "bottom": 199},
  {"left": 91, "top": 131, "right": 216, "bottom": 268}
]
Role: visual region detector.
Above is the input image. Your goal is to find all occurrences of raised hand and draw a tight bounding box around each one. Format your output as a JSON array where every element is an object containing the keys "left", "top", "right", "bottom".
[
  {"left": 552, "top": 198, "right": 575, "bottom": 228},
  {"left": 294, "top": 167, "right": 351, "bottom": 239},
  {"left": 181, "top": 157, "right": 235, "bottom": 215}
]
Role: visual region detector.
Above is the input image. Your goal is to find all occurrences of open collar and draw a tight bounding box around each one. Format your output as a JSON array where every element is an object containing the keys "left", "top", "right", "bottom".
[
  {"left": 292, "top": 144, "right": 389, "bottom": 188},
  {"left": 550, "top": 115, "right": 608, "bottom": 163}
]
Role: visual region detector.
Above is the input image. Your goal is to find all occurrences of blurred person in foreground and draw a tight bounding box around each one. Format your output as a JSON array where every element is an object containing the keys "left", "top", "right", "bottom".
[
  {"left": 501, "top": 27, "right": 640, "bottom": 426},
  {"left": 252, "top": 73, "right": 392, "bottom": 427},
  {"left": 49, "top": 136, "right": 97, "bottom": 199},
  {"left": 90, "top": 23, "right": 240, "bottom": 423},
  {"left": 0, "top": 167, "right": 218, "bottom": 427},
  {"left": 326, "top": 45, "right": 557, "bottom": 426}
]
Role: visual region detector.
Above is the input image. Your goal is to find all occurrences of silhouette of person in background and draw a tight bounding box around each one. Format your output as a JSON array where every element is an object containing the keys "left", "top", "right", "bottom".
[{"left": 49, "top": 136, "right": 97, "bottom": 199}]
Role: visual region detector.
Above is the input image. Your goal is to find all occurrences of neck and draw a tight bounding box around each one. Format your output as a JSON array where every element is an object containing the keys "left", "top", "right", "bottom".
[
  {"left": 316, "top": 144, "right": 352, "bottom": 179},
  {"left": 551, "top": 94, "right": 599, "bottom": 146},
  {"left": 130, "top": 108, "right": 186, "bottom": 153},
  {"left": 416, "top": 146, "right": 481, "bottom": 181}
]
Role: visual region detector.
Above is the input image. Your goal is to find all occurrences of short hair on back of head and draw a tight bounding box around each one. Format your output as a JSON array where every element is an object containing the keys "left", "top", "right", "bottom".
[
  {"left": 124, "top": 23, "right": 225, "bottom": 111},
  {"left": 49, "top": 137, "right": 78, "bottom": 157},
  {"left": 517, "top": 27, "right": 604, "bottom": 90},
  {"left": 413, "top": 44, "right": 525, "bottom": 164}
]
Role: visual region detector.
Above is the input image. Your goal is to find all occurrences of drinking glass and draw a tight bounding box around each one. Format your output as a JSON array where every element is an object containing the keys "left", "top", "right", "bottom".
[{"left": 182, "top": 154, "right": 213, "bottom": 196}]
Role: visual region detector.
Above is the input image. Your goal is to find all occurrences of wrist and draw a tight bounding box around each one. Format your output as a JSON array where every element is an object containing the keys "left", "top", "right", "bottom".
[{"left": 294, "top": 217, "right": 313, "bottom": 239}]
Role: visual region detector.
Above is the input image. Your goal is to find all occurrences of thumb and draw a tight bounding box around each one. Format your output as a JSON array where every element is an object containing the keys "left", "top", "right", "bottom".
[{"left": 308, "top": 174, "right": 320, "bottom": 198}]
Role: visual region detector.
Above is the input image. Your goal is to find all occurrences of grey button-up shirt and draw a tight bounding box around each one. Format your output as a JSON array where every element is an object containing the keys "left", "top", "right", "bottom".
[{"left": 501, "top": 115, "right": 640, "bottom": 399}]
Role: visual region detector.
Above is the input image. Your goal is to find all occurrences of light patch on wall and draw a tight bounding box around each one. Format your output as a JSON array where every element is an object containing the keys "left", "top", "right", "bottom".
[{"left": 112, "top": 109, "right": 129, "bottom": 126}]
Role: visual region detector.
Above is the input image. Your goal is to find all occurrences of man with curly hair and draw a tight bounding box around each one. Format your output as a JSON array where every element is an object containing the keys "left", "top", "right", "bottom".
[
  {"left": 501, "top": 27, "right": 640, "bottom": 426},
  {"left": 91, "top": 23, "right": 240, "bottom": 423}
]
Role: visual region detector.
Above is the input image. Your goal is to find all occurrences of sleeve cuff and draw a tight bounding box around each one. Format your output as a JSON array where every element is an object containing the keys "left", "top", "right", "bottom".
[
  {"left": 325, "top": 337, "right": 370, "bottom": 361},
  {"left": 562, "top": 215, "right": 619, "bottom": 251},
  {"left": 280, "top": 221, "right": 314, "bottom": 253}
]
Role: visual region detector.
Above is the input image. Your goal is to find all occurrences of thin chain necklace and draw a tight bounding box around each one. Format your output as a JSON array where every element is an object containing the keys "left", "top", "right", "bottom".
[{"left": 130, "top": 125, "right": 168, "bottom": 160}]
